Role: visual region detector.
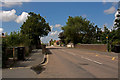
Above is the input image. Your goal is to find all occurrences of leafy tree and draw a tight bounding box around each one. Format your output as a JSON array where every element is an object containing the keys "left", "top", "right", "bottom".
[
  {"left": 112, "top": 9, "right": 120, "bottom": 45},
  {"left": 61, "top": 16, "right": 100, "bottom": 45},
  {"left": 4, "top": 31, "right": 22, "bottom": 47},
  {"left": 101, "top": 25, "right": 110, "bottom": 44},
  {"left": 58, "top": 32, "right": 66, "bottom": 44},
  {"left": 96, "top": 26, "right": 102, "bottom": 43},
  {"left": 20, "top": 12, "right": 51, "bottom": 47}
]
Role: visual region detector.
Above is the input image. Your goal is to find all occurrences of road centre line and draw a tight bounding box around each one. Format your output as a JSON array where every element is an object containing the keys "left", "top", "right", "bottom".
[
  {"left": 93, "top": 61, "right": 102, "bottom": 65},
  {"left": 61, "top": 50, "right": 102, "bottom": 64},
  {"left": 69, "top": 52, "right": 76, "bottom": 56},
  {"left": 74, "top": 49, "right": 118, "bottom": 61},
  {"left": 81, "top": 56, "right": 103, "bottom": 65},
  {"left": 60, "top": 50, "right": 76, "bottom": 56}
]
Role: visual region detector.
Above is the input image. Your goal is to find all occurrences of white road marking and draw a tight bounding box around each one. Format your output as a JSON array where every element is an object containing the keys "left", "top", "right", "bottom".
[
  {"left": 84, "top": 58, "right": 93, "bottom": 61},
  {"left": 69, "top": 52, "right": 76, "bottom": 56},
  {"left": 81, "top": 56, "right": 102, "bottom": 65},
  {"left": 61, "top": 49, "right": 102, "bottom": 65},
  {"left": 93, "top": 61, "right": 102, "bottom": 65},
  {"left": 61, "top": 50, "right": 76, "bottom": 56}
]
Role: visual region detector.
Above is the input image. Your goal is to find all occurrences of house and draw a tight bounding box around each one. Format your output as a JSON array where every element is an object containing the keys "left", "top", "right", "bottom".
[{"left": 54, "top": 40, "right": 60, "bottom": 46}]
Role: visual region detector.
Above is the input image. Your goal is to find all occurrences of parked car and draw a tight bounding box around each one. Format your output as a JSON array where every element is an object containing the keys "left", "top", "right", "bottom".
[{"left": 67, "top": 43, "right": 74, "bottom": 48}]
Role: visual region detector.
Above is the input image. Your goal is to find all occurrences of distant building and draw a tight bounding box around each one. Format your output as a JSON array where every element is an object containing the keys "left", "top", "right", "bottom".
[
  {"left": 54, "top": 40, "right": 60, "bottom": 46},
  {"left": 0, "top": 33, "right": 6, "bottom": 38}
]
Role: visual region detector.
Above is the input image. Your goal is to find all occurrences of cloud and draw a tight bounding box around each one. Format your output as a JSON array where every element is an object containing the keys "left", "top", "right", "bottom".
[
  {"left": 41, "top": 31, "right": 60, "bottom": 43},
  {"left": 41, "top": 24, "right": 63, "bottom": 43},
  {"left": 115, "top": 10, "right": 119, "bottom": 17},
  {"left": 0, "top": 28, "right": 3, "bottom": 34},
  {"left": 45, "top": 30, "right": 62, "bottom": 43},
  {"left": 102, "top": 0, "right": 107, "bottom": 4},
  {"left": 102, "top": 0, "right": 118, "bottom": 4},
  {"left": 0, "top": 2, "right": 22, "bottom": 7},
  {"left": 104, "top": 6, "right": 116, "bottom": 14},
  {"left": 50, "top": 31, "right": 58, "bottom": 36},
  {"left": 55, "top": 24, "right": 62, "bottom": 28},
  {"left": 0, "top": 9, "right": 29, "bottom": 24},
  {"left": 15, "top": 12, "right": 29, "bottom": 24},
  {"left": 0, "top": 0, "right": 31, "bottom": 7},
  {"left": 0, "top": 9, "right": 17, "bottom": 22},
  {"left": 115, "top": 10, "right": 120, "bottom": 18},
  {"left": 1, "top": 0, "right": 31, "bottom": 2},
  {"left": 50, "top": 25, "right": 53, "bottom": 31}
]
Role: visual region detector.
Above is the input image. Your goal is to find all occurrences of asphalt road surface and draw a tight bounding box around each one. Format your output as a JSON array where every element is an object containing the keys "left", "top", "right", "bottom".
[{"left": 38, "top": 46, "right": 118, "bottom": 78}]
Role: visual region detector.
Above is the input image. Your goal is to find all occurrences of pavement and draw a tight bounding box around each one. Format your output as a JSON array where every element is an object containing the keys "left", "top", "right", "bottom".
[
  {"left": 38, "top": 46, "right": 118, "bottom": 78},
  {"left": 2, "top": 49, "right": 44, "bottom": 78}
]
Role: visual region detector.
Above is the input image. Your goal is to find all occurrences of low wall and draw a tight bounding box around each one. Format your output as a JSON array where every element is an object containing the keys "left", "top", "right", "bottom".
[{"left": 75, "top": 44, "right": 107, "bottom": 52}]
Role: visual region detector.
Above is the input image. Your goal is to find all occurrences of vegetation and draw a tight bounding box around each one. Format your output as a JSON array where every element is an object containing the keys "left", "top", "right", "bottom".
[
  {"left": 59, "top": 16, "right": 120, "bottom": 51},
  {"left": 20, "top": 12, "right": 51, "bottom": 47},
  {"left": 2, "top": 12, "right": 51, "bottom": 67},
  {"left": 2, "top": 10, "right": 120, "bottom": 67},
  {"left": 49, "top": 39, "right": 56, "bottom": 45},
  {"left": 59, "top": 16, "right": 104, "bottom": 45}
]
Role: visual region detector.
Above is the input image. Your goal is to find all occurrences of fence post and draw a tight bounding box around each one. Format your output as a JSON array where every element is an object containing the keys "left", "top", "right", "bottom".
[{"left": 13, "top": 48, "right": 15, "bottom": 62}]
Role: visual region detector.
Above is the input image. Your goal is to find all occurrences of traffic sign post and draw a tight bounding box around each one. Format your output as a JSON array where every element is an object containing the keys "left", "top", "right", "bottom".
[{"left": 106, "top": 35, "right": 109, "bottom": 52}]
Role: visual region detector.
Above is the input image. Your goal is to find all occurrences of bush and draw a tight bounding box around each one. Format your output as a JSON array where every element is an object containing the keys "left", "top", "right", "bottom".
[
  {"left": 112, "top": 40, "right": 120, "bottom": 45},
  {"left": 77, "top": 43, "right": 81, "bottom": 45}
]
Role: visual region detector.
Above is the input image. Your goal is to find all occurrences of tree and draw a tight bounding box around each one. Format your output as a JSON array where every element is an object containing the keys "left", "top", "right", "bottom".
[
  {"left": 101, "top": 25, "right": 110, "bottom": 44},
  {"left": 96, "top": 26, "right": 102, "bottom": 43},
  {"left": 61, "top": 16, "right": 100, "bottom": 45},
  {"left": 112, "top": 8, "right": 120, "bottom": 45},
  {"left": 20, "top": 12, "right": 51, "bottom": 47},
  {"left": 58, "top": 32, "right": 66, "bottom": 44},
  {"left": 3, "top": 31, "right": 23, "bottom": 47}
]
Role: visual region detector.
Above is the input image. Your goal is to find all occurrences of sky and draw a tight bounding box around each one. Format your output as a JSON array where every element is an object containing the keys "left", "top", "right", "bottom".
[{"left": 0, "top": 1, "right": 119, "bottom": 43}]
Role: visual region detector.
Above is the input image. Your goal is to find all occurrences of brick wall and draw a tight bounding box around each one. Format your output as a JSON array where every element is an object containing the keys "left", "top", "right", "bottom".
[{"left": 75, "top": 44, "right": 107, "bottom": 52}]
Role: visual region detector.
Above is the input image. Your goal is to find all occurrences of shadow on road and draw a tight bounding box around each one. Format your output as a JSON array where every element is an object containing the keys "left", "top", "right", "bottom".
[
  {"left": 31, "top": 64, "right": 46, "bottom": 74},
  {"left": 45, "top": 48, "right": 53, "bottom": 55}
]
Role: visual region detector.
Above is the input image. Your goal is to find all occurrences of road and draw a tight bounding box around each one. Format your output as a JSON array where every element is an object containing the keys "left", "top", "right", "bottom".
[{"left": 38, "top": 46, "right": 118, "bottom": 78}]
